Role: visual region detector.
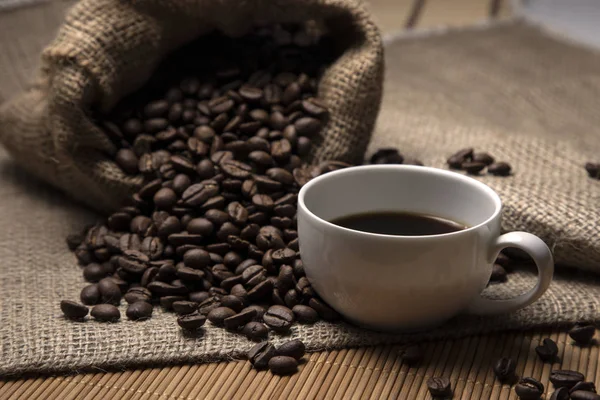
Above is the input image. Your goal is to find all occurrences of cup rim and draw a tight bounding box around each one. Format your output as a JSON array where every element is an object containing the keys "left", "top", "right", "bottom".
[{"left": 297, "top": 164, "right": 502, "bottom": 239}]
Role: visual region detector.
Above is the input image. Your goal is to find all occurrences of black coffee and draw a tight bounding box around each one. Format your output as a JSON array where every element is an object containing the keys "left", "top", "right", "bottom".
[{"left": 330, "top": 211, "right": 466, "bottom": 236}]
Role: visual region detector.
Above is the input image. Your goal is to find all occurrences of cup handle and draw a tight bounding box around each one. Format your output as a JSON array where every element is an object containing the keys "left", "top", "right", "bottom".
[{"left": 466, "top": 232, "right": 554, "bottom": 315}]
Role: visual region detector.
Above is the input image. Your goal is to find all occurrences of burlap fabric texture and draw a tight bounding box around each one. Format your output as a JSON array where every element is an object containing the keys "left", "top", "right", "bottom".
[
  {"left": 0, "top": 0, "right": 384, "bottom": 213},
  {"left": 1, "top": 22, "right": 600, "bottom": 377}
]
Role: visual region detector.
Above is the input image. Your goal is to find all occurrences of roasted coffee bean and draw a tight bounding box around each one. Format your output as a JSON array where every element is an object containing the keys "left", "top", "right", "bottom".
[
  {"left": 462, "top": 161, "right": 487, "bottom": 175},
  {"left": 153, "top": 188, "right": 177, "bottom": 210},
  {"left": 277, "top": 339, "right": 305, "bottom": 360},
  {"left": 515, "top": 377, "right": 544, "bottom": 399},
  {"left": 369, "top": 148, "right": 403, "bottom": 164},
  {"left": 550, "top": 370, "right": 585, "bottom": 389},
  {"left": 118, "top": 250, "right": 150, "bottom": 274},
  {"left": 269, "top": 356, "right": 298, "bottom": 375},
  {"left": 292, "top": 305, "right": 319, "bottom": 324},
  {"left": 488, "top": 162, "right": 512, "bottom": 176},
  {"left": 189, "top": 291, "right": 210, "bottom": 304},
  {"left": 159, "top": 295, "right": 186, "bottom": 310},
  {"left": 495, "top": 252, "right": 512, "bottom": 267},
  {"left": 427, "top": 377, "right": 452, "bottom": 397},
  {"left": 183, "top": 249, "right": 211, "bottom": 269},
  {"left": 263, "top": 305, "right": 294, "bottom": 332},
  {"left": 98, "top": 278, "right": 122, "bottom": 305},
  {"left": 248, "top": 341, "right": 277, "bottom": 370},
  {"left": 493, "top": 357, "right": 516, "bottom": 382},
  {"left": 147, "top": 281, "right": 188, "bottom": 296},
  {"left": 80, "top": 284, "right": 101, "bottom": 305},
  {"left": 488, "top": 264, "right": 507, "bottom": 282},
  {"left": 569, "top": 323, "right": 596, "bottom": 345},
  {"left": 308, "top": 298, "right": 339, "bottom": 321},
  {"left": 248, "top": 279, "right": 274, "bottom": 301},
  {"left": 177, "top": 311, "right": 207, "bottom": 331},
  {"left": 207, "top": 307, "right": 236, "bottom": 327},
  {"left": 60, "top": 300, "right": 89, "bottom": 319},
  {"left": 550, "top": 387, "right": 571, "bottom": 400},
  {"left": 124, "top": 287, "right": 152, "bottom": 304},
  {"left": 296, "top": 277, "right": 315, "bottom": 298},
  {"left": 283, "top": 289, "right": 300, "bottom": 308},
  {"left": 473, "top": 152, "right": 495, "bottom": 165},
  {"left": 570, "top": 382, "right": 597, "bottom": 394},
  {"left": 271, "top": 248, "right": 296, "bottom": 265},
  {"left": 91, "top": 304, "right": 120, "bottom": 322},
  {"left": 585, "top": 162, "right": 600, "bottom": 179},
  {"left": 571, "top": 391, "right": 600, "bottom": 400},
  {"left": 535, "top": 338, "right": 558, "bottom": 362},
  {"left": 176, "top": 265, "right": 205, "bottom": 281},
  {"left": 83, "top": 263, "right": 109, "bottom": 282},
  {"left": 243, "top": 321, "right": 269, "bottom": 341},
  {"left": 220, "top": 295, "right": 245, "bottom": 312},
  {"left": 115, "top": 149, "right": 139, "bottom": 174},
  {"left": 275, "top": 265, "right": 295, "bottom": 292},
  {"left": 224, "top": 309, "right": 257, "bottom": 330},
  {"left": 126, "top": 301, "right": 153, "bottom": 320},
  {"left": 172, "top": 301, "right": 199, "bottom": 315},
  {"left": 399, "top": 345, "right": 422, "bottom": 366}
]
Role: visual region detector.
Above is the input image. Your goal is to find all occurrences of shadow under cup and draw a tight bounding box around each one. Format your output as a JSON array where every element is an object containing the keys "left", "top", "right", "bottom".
[{"left": 297, "top": 165, "right": 503, "bottom": 331}]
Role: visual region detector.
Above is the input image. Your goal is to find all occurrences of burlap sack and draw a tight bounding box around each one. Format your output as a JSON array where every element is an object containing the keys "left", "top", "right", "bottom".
[{"left": 0, "top": 0, "right": 383, "bottom": 213}]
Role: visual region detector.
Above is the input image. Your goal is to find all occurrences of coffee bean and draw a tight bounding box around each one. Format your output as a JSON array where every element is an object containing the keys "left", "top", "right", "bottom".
[
  {"left": 147, "top": 281, "right": 188, "bottom": 296},
  {"left": 115, "top": 149, "right": 139, "bottom": 175},
  {"left": 242, "top": 321, "right": 269, "bottom": 341},
  {"left": 291, "top": 305, "right": 318, "bottom": 324},
  {"left": 60, "top": 300, "right": 89, "bottom": 319},
  {"left": 535, "top": 338, "right": 558, "bottom": 362},
  {"left": 159, "top": 295, "right": 186, "bottom": 310},
  {"left": 550, "top": 387, "right": 571, "bottom": 400},
  {"left": 247, "top": 279, "right": 274, "bottom": 301},
  {"left": 269, "top": 356, "right": 298, "bottom": 375},
  {"left": 91, "top": 304, "right": 120, "bottom": 322},
  {"left": 248, "top": 341, "right": 277, "bottom": 370},
  {"left": 473, "top": 152, "right": 495, "bottom": 165},
  {"left": 271, "top": 248, "right": 296, "bottom": 265},
  {"left": 181, "top": 183, "right": 219, "bottom": 207},
  {"left": 570, "top": 382, "right": 597, "bottom": 394},
  {"left": 153, "top": 188, "right": 177, "bottom": 210},
  {"left": 585, "top": 162, "right": 600, "bottom": 179},
  {"left": 515, "top": 377, "right": 544, "bottom": 399},
  {"left": 80, "top": 284, "right": 101, "bottom": 305},
  {"left": 207, "top": 306, "right": 236, "bottom": 327},
  {"left": 493, "top": 357, "right": 516, "bottom": 382},
  {"left": 263, "top": 305, "right": 294, "bottom": 332},
  {"left": 462, "top": 161, "right": 487, "bottom": 175},
  {"left": 569, "top": 323, "right": 596, "bottom": 345},
  {"left": 495, "top": 252, "right": 513, "bottom": 267},
  {"left": 550, "top": 370, "right": 585, "bottom": 389},
  {"left": 370, "top": 148, "right": 403, "bottom": 164},
  {"left": 492, "top": 264, "right": 508, "bottom": 282},
  {"left": 224, "top": 309, "right": 257, "bottom": 330},
  {"left": 172, "top": 301, "right": 199, "bottom": 315},
  {"left": 140, "top": 267, "right": 158, "bottom": 287},
  {"left": 308, "top": 298, "right": 339, "bottom": 321},
  {"left": 177, "top": 311, "right": 206, "bottom": 331},
  {"left": 183, "top": 249, "right": 211, "bottom": 269},
  {"left": 98, "top": 278, "right": 122, "bottom": 305},
  {"left": 427, "top": 377, "right": 452, "bottom": 397},
  {"left": 571, "top": 391, "right": 600, "bottom": 400},
  {"left": 126, "top": 301, "right": 153, "bottom": 320},
  {"left": 277, "top": 339, "right": 305, "bottom": 360},
  {"left": 83, "top": 263, "right": 109, "bottom": 282},
  {"left": 124, "top": 287, "right": 152, "bottom": 304},
  {"left": 488, "top": 162, "right": 512, "bottom": 176},
  {"left": 222, "top": 160, "right": 253, "bottom": 179}
]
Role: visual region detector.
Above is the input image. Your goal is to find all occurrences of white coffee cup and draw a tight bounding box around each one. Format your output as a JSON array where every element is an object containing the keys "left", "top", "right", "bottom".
[{"left": 297, "top": 165, "right": 554, "bottom": 331}]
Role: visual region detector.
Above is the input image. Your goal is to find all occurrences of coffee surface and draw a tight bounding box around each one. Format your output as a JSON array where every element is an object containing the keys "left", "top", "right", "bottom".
[{"left": 330, "top": 211, "right": 467, "bottom": 236}]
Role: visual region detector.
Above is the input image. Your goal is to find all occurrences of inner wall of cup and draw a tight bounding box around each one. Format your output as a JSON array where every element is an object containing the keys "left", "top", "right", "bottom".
[{"left": 303, "top": 167, "right": 498, "bottom": 228}]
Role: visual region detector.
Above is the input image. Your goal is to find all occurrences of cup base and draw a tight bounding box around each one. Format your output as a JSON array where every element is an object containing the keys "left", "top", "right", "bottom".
[{"left": 343, "top": 315, "right": 450, "bottom": 334}]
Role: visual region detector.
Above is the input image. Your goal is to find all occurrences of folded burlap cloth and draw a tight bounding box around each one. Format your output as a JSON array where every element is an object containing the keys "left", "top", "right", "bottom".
[{"left": 1, "top": 22, "right": 600, "bottom": 376}]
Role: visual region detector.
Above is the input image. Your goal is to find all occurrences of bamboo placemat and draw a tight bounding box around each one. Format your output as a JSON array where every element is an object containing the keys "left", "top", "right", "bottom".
[{"left": 1, "top": 329, "right": 598, "bottom": 399}]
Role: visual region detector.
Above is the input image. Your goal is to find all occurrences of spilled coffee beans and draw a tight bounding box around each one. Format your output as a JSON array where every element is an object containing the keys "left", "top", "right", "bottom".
[{"left": 446, "top": 148, "right": 512, "bottom": 176}]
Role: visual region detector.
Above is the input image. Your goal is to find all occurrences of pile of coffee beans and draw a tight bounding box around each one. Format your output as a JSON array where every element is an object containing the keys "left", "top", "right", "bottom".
[
  {"left": 585, "top": 163, "right": 600, "bottom": 180},
  {"left": 447, "top": 147, "right": 512, "bottom": 176},
  {"left": 62, "top": 24, "right": 350, "bottom": 375}
]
